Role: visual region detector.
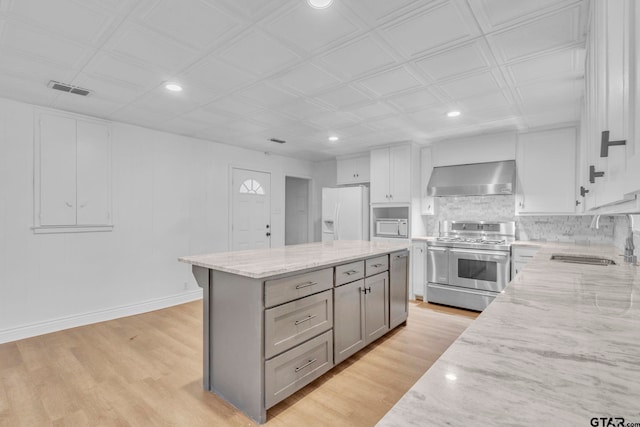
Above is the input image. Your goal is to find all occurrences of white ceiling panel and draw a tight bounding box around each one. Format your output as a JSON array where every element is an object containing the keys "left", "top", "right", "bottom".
[
  {"left": 387, "top": 88, "right": 441, "bottom": 112},
  {"left": 457, "top": 91, "right": 513, "bottom": 111},
  {"left": 305, "top": 111, "right": 358, "bottom": 129},
  {"left": 347, "top": 102, "right": 398, "bottom": 120},
  {"left": 1, "top": 21, "right": 94, "bottom": 68},
  {"left": 82, "top": 51, "right": 164, "bottom": 89},
  {"left": 278, "top": 63, "right": 340, "bottom": 95},
  {"left": 265, "top": 3, "right": 360, "bottom": 53},
  {"left": 223, "top": 120, "right": 269, "bottom": 134},
  {"left": 179, "top": 108, "right": 234, "bottom": 126},
  {"left": 274, "top": 99, "right": 330, "bottom": 120},
  {"left": 414, "top": 40, "right": 493, "bottom": 82},
  {"left": 0, "top": 50, "right": 77, "bottom": 84},
  {"left": 318, "top": 36, "right": 397, "bottom": 79},
  {"left": 236, "top": 82, "right": 299, "bottom": 107},
  {"left": 71, "top": 73, "right": 146, "bottom": 104},
  {"left": 358, "top": 67, "right": 422, "bottom": 97},
  {"left": 104, "top": 23, "right": 198, "bottom": 72},
  {"left": 470, "top": 0, "right": 570, "bottom": 29},
  {"left": 314, "top": 85, "right": 371, "bottom": 109},
  {"left": 489, "top": 6, "right": 582, "bottom": 62},
  {"left": 439, "top": 70, "right": 504, "bottom": 99},
  {"left": 342, "top": 0, "right": 421, "bottom": 25},
  {"left": 517, "top": 79, "right": 582, "bottom": 106},
  {"left": 179, "top": 55, "right": 254, "bottom": 92},
  {"left": 10, "top": 0, "right": 115, "bottom": 44},
  {"left": 383, "top": 2, "right": 480, "bottom": 58},
  {"left": 139, "top": 0, "right": 240, "bottom": 51},
  {"left": 506, "top": 48, "right": 583, "bottom": 85},
  {"left": 203, "top": 95, "right": 261, "bottom": 116},
  {"left": 246, "top": 109, "right": 297, "bottom": 127},
  {"left": 219, "top": 30, "right": 299, "bottom": 76}
]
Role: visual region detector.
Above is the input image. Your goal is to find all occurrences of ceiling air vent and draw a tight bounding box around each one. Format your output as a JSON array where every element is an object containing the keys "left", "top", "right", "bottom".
[
  {"left": 269, "top": 138, "right": 286, "bottom": 144},
  {"left": 47, "top": 80, "right": 92, "bottom": 96}
]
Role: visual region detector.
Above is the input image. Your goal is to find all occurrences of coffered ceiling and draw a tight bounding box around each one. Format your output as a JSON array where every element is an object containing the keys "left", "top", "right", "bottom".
[{"left": 0, "top": 0, "right": 588, "bottom": 160}]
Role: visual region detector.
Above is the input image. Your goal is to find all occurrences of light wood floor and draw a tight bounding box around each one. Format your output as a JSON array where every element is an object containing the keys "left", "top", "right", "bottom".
[{"left": 0, "top": 300, "right": 478, "bottom": 427}]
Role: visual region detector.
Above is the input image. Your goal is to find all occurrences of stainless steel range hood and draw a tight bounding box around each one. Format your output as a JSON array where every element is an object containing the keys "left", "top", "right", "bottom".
[{"left": 427, "top": 160, "right": 516, "bottom": 197}]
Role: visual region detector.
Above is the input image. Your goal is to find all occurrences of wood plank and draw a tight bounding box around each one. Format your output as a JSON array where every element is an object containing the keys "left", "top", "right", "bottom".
[{"left": 0, "top": 300, "right": 477, "bottom": 426}]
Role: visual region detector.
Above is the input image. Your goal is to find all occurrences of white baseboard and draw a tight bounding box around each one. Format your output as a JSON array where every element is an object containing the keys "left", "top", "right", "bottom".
[{"left": 0, "top": 289, "right": 203, "bottom": 344}]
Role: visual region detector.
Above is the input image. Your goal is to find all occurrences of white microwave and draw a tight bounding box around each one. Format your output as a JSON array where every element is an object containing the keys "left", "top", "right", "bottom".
[{"left": 376, "top": 218, "right": 408, "bottom": 238}]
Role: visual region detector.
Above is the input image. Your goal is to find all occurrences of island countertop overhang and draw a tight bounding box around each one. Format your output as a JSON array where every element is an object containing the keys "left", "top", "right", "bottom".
[{"left": 179, "top": 240, "right": 410, "bottom": 279}]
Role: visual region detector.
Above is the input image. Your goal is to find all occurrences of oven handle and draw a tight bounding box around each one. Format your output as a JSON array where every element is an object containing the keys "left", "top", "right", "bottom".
[
  {"left": 449, "top": 248, "right": 509, "bottom": 258},
  {"left": 427, "top": 246, "right": 449, "bottom": 252}
]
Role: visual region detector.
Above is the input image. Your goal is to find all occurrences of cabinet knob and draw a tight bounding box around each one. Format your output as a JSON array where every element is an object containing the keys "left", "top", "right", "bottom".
[
  {"left": 576, "top": 200, "right": 581, "bottom": 206},
  {"left": 580, "top": 186, "right": 589, "bottom": 197}
]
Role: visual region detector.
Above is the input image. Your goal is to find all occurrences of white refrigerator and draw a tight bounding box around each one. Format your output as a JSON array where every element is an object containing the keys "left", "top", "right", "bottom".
[{"left": 322, "top": 186, "right": 370, "bottom": 242}]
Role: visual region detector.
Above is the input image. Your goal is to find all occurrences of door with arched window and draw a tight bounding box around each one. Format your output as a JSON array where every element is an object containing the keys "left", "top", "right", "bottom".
[{"left": 231, "top": 168, "right": 271, "bottom": 250}]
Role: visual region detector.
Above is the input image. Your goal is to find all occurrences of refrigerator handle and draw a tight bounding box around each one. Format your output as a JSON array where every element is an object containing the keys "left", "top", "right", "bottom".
[{"left": 335, "top": 202, "right": 341, "bottom": 240}]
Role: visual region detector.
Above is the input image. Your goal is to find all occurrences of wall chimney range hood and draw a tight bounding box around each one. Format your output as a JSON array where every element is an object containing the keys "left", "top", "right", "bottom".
[{"left": 427, "top": 160, "right": 516, "bottom": 197}]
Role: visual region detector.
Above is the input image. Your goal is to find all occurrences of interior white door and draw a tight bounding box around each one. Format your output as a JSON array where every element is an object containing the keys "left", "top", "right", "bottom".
[{"left": 232, "top": 168, "right": 271, "bottom": 251}]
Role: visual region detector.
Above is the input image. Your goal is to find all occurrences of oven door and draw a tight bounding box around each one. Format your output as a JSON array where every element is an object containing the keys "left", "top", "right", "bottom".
[{"left": 448, "top": 248, "right": 510, "bottom": 292}]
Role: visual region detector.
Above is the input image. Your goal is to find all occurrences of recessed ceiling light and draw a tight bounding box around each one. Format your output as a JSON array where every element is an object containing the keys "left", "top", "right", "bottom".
[
  {"left": 328, "top": 136, "right": 339, "bottom": 142},
  {"left": 447, "top": 110, "right": 461, "bottom": 118},
  {"left": 307, "top": 0, "right": 333, "bottom": 9},
  {"left": 165, "top": 83, "right": 183, "bottom": 92}
]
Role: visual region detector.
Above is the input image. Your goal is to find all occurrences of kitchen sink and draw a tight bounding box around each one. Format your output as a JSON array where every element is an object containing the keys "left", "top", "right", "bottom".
[{"left": 550, "top": 254, "right": 616, "bottom": 266}]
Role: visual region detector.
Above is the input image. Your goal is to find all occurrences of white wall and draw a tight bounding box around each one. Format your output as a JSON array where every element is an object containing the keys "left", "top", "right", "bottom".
[
  {"left": 0, "top": 97, "right": 314, "bottom": 343},
  {"left": 431, "top": 131, "right": 517, "bottom": 166}
]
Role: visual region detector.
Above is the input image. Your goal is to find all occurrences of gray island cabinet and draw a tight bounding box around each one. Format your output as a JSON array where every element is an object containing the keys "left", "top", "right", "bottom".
[{"left": 179, "top": 240, "right": 409, "bottom": 424}]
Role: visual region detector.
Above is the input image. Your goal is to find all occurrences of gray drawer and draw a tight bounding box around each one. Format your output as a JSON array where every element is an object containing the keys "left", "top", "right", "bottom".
[
  {"left": 335, "top": 261, "right": 365, "bottom": 286},
  {"left": 365, "top": 255, "right": 388, "bottom": 277},
  {"left": 265, "top": 268, "right": 333, "bottom": 308},
  {"left": 265, "top": 289, "right": 333, "bottom": 359},
  {"left": 265, "top": 330, "right": 333, "bottom": 409}
]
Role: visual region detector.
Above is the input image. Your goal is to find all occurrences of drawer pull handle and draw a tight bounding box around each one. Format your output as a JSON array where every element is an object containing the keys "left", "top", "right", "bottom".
[
  {"left": 395, "top": 254, "right": 408, "bottom": 259},
  {"left": 371, "top": 263, "right": 384, "bottom": 268},
  {"left": 294, "top": 358, "right": 317, "bottom": 373},
  {"left": 295, "top": 281, "right": 317, "bottom": 289},
  {"left": 344, "top": 270, "right": 359, "bottom": 275},
  {"left": 294, "top": 314, "right": 317, "bottom": 325}
]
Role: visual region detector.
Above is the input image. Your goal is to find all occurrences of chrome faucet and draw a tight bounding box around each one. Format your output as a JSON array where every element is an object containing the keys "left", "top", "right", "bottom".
[{"left": 590, "top": 214, "right": 637, "bottom": 264}]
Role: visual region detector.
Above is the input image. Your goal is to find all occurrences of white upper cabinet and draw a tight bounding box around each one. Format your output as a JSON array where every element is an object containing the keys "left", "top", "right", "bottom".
[
  {"left": 336, "top": 154, "right": 370, "bottom": 185},
  {"left": 581, "top": 0, "right": 640, "bottom": 210},
  {"left": 420, "top": 147, "right": 434, "bottom": 215},
  {"left": 370, "top": 145, "right": 411, "bottom": 204},
  {"left": 35, "top": 111, "right": 112, "bottom": 232},
  {"left": 516, "top": 127, "right": 577, "bottom": 215}
]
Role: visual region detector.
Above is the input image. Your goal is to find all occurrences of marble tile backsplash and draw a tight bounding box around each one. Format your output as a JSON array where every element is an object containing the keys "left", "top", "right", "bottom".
[
  {"left": 613, "top": 215, "right": 640, "bottom": 256},
  {"left": 426, "top": 195, "right": 616, "bottom": 245}
]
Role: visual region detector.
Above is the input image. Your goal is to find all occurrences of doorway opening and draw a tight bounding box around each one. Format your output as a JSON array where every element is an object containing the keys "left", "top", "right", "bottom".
[{"left": 285, "top": 176, "right": 312, "bottom": 246}]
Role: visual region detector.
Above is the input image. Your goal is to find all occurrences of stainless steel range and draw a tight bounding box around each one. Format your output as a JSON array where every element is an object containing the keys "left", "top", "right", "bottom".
[{"left": 426, "top": 221, "right": 515, "bottom": 311}]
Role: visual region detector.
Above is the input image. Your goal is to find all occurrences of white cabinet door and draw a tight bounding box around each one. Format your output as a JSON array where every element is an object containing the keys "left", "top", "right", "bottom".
[
  {"left": 77, "top": 121, "right": 110, "bottom": 225},
  {"left": 39, "top": 114, "right": 76, "bottom": 226},
  {"left": 389, "top": 145, "right": 411, "bottom": 203},
  {"left": 337, "top": 155, "right": 369, "bottom": 185},
  {"left": 370, "top": 148, "right": 390, "bottom": 203},
  {"left": 420, "top": 147, "right": 434, "bottom": 215},
  {"left": 516, "top": 128, "right": 577, "bottom": 214}
]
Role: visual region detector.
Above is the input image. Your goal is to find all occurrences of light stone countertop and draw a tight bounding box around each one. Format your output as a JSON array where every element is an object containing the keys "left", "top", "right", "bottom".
[
  {"left": 178, "top": 240, "right": 409, "bottom": 279},
  {"left": 378, "top": 243, "right": 640, "bottom": 426}
]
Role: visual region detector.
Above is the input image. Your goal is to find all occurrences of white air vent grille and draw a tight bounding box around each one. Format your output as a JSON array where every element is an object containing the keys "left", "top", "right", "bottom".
[{"left": 48, "top": 80, "right": 92, "bottom": 96}]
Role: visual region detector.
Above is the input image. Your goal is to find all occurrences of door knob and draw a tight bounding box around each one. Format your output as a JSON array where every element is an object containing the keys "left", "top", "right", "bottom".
[
  {"left": 266, "top": 224, "right": 270, "bottom": 229},
  {"left": 266, "top": 232, "right": 271, "bottom": 237}
]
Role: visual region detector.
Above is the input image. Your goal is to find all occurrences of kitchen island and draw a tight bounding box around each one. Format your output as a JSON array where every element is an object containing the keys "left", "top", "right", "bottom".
[
  {"left": 378, "top": 242, "right": 640, "bottom": 426},
  {"left": 179, "top": 240, "right": 410, "bottom": 424}
]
